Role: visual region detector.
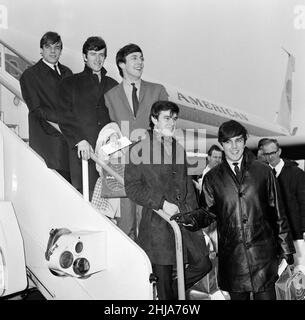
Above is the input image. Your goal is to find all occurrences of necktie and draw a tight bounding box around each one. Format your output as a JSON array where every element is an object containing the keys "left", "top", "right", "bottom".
[
  {"left": 233, "top": 162, "right": 242, "bottom": 182},
  {"left": 54, "top": 64, "right": 61, "bottom": 77},
  {"left": 93, "top": 72, "right": 101, "bottom": 82},
  {"left": 272, "top": 168, "right": 277, "bottom": 177},
  {"left": 131, "top": 83, "right": 139, "bottom": 117}
]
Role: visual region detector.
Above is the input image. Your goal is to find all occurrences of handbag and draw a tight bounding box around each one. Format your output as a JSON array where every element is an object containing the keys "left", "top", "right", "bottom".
[
  {"left": 100, "top": 162, "right": 126, "bottom": 198},
  {"left": 275, "top": 264, "right": 305, "bottom": 300}
]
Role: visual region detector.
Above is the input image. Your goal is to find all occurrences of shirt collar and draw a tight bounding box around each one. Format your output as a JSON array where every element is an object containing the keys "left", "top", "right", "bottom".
[
  {"left": 270, "top": 158, "right": 284, "bottom": 177},
  {"left": 202, "top": 166, "right": 211, "bottom": 176},
  {"left": 83, "top": 65, "right": 106, "bottom": 77},
  {"left": 42, "top": 59, "right": 58, "bottom": 70},
  {"left": 226, "top": 157, "right": 243, "bottom": 169},
  {"left": 123, "top": 78, "right": 141, "bottom": 89},
  {"left": 153, "top": 128, "right": 173, "bottom": 142}
]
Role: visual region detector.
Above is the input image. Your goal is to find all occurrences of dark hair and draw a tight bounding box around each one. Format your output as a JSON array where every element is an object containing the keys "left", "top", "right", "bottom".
[
  {"left": 208, "top": 144, "right": 222, "bottom": 156},
  {"left": 257, "top": 138, "right": 270, "bottom": 149},
  {"left": 116, "top": 43, "right": 143, "bottom": 77},
  {"left": 82, "top": 36, "right": 107, "bottom": 57},
  {"left": 40, "top": 31, "right": 62, "bottom": 49},
  {"left": 149, "top": 101, "right": 179, "bottom": 129},
  {"left": 258, "top": 138, "right": 280, "bottom": 149},
  {"left": 218, "top": 120, "right": 248, "bottom": 144}
]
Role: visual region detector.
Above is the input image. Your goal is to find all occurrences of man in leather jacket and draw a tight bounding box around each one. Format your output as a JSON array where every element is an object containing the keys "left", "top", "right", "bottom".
[{"left": 171, "top": 120, "right": 295, "bottom": 300}]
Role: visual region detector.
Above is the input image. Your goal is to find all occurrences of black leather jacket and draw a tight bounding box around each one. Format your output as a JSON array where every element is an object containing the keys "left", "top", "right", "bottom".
[{"left": 193, "top": 148, "right": 295, "bottom": 292}]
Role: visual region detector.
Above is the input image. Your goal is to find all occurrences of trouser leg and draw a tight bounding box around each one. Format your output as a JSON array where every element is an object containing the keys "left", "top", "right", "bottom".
[
  {"left": 56, "top": 169, "right": 71, "bottom": 183},
  {"left": 152, "top": 264, "right": 176, "bottom": 300},
  {"left": 184, "top": 254, "right": 212, "bottom": 290},
  {"left": 253, "top": 288, "right": 276, "bottom": 300},
  {"left": 117, "top": 198, "right": 137, "bottom": 240},
  {"left": 229, "top": 291, "right": 251, "bottom": 300}
]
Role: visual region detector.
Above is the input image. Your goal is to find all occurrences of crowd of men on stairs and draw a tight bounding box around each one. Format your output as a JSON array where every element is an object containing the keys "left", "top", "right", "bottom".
[{"left": 20, "top": 31, "right": 305, "bottom": 300}]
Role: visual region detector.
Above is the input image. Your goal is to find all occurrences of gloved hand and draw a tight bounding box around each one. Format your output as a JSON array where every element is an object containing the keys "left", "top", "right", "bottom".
[
  {"left": 170, "top": 212, "right": 198, "bottom": 231},
  {"left": 283, "top": 254, "right": 294, "bottom": 265}
]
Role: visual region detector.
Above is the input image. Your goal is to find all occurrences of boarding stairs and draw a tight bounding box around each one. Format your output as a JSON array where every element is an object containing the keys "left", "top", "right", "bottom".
[
  {"left": 0, "top": 39, "right": 225, "bottom": 300},
  {"left": 0, "top": 39, "right": 30, "bottom": 143}
]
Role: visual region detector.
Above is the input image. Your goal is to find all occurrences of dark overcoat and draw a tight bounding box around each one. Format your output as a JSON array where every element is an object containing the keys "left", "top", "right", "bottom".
[
  {"left": 277, "top": 159, "right": 305, "bottom": 240},
  {"left": 199, "top": 149, "right": 295, "bottom": 293},
  {"left": 124, "top": 130, "right": 208, "bottom": 265},
  {"left": 20, "top": 59, "right": 72, "bottom": 170},
  {"left": 58, "top": 66, "right": 118, "bottom": 193}
]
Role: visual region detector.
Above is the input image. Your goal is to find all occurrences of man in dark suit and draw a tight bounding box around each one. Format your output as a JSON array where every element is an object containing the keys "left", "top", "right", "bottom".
[
  {"left": 124, "top": 101, "right": 211, "bottom": 300},
  {"left": 20, "top": 31, "right": 72, "bottom": 181},
  {"left": 58, "top": 36, "right": 118, "bottom": 199},
  {"left": 260, "top": 138, "right": 305, "bottom": 264},
  {"left": 105, "top": 43, "right": 168, "bottom": 239}
]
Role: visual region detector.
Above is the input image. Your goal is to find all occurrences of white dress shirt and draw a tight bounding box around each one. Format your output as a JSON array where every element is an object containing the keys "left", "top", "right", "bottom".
[
  {"left": 42, "top": 59, "right": 61, "bottom": 75},
  {"left": 227, "top": 157, "right": 243, "bottom": 175},
  {"left": 270, "top": 158, "right": 284, "bottom": 178}
]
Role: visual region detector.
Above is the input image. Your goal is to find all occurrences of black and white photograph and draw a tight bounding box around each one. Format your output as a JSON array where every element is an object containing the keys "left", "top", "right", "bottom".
[{"left": 0, "top": 0, "right": 304, "bottom": 307}]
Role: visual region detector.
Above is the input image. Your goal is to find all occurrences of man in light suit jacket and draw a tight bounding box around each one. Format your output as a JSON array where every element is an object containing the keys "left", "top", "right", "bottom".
[
  {"left": 105, "top": 43, "right": 168, "bottom": 240},
  {"left": 20, "top": 31, "right": 73, "bottom": 181}
]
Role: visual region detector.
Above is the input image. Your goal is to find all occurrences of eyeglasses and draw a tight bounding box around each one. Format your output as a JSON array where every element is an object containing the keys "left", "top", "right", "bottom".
[{"left": 263, "top": 149, "right": 279, "bottom": 156}]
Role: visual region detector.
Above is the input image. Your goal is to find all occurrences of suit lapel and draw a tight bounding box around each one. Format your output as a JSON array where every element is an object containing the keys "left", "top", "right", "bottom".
[
  {"left": 38, "top": 59, "right": 60, "bottom": 83},
  {"left": 58, "top": 62, "right": 68, "bottom": 78},
  {"left": 39, "top": 59, "right": 62, "bottom": 80},
  {"left": 139, "top": 79, "right": 146, "bottom": 104},
  {"left": 118, "top": 82, "right": 135, "bottom": 117}
]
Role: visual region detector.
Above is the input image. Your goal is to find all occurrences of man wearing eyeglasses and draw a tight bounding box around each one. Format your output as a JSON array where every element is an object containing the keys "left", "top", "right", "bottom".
[
  {"left": 125, "top": 101, "right": 212, "bottom": 300},
  {"left": 260, "top": 138, "right": 305, "bottom": 262},
  {"left": 171, "top": 120, "right": 295, "bottom": 300}
]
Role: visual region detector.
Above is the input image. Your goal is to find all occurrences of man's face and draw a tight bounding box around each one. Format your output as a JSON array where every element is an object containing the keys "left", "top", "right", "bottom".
[
  {"left": 40, "top": 42, "right": 62, "bottom": 64},
  {"left": 152, "top": 110, "right": 178, "bottom": 137},
  {"left": 261, "top": 142, "right": 281, "bottom": 167},
  {"left": 221, "top": 135, "right": 245, "bottom": 162},
  {"left": 208, "top": 150, "right": 222, "bottom": 168},
  {"left": 120, "top": 52, "right": 144, "bottom": 81},
  {"left": 84, "top": 48, "right": 106, "bottom": 72}
]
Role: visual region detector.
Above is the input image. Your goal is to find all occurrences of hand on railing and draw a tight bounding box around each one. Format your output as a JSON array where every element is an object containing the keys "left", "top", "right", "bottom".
[{"left": 77, "top": 140, "right": 93, "bottom": 160}]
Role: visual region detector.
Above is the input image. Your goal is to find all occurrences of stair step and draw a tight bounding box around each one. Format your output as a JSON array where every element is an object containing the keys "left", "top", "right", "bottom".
[
  {"left": 6, "top": 123, "right": 20, "bottom": 135},
  {"left": 6, "top": 124, "right": 18, "bottom": 129}
]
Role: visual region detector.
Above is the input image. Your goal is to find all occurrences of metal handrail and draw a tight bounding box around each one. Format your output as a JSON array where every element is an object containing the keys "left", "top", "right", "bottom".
[
  {"left": 153, "top": 209, "right": 186, "bottom": 300},
  {"left": 0, "top": 73, "right": 24, "bottom": 102},
  {"left": 0, "top": 39, "right": 33, "bottom": 66},
  {"left": 0, "top": 39, "right": 30, "bottom": 102},
  {"left": 5, "top": 58, "right": 24, "bottom": 79},
  {"left": 81, "top": 153, "right": 186, "bottom": 300}
]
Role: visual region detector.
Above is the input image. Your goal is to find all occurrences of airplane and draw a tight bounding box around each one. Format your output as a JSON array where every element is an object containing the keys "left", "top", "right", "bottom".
[{"left": 0, "top": 3, "right": 304, "bottom": 300}]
